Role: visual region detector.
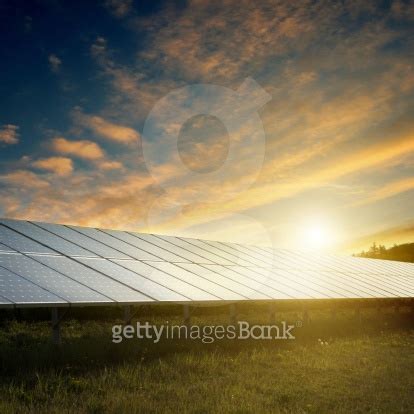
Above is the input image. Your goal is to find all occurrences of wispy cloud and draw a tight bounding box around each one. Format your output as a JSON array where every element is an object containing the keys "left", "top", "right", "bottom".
[
  {"left": 352, "top": 176, "right": 414, "bottom": 207},
  {"left": 104, "top": 0, "right": 132, "bottom": 18},
  {"left": 90, "top": 37, "right": 107, "bottom": 59},
  {"left": 73, "top": 109, "right": 140, "bottom": 144},
  {"left": 48, "top": 54, "right": 62, "bottom": 73},
  {"left": 0, "top": 124, "right": 19, "bottom": 145}
]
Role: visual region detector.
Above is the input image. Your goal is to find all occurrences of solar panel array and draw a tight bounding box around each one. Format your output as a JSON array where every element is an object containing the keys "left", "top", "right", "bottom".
[{"left": 0, "top": 218, "right": 413, "bottom": 308}]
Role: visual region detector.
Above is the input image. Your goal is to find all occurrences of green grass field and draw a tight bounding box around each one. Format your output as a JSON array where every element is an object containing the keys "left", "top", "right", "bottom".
[{"left": 0, "top": 306, "right": 413, "bottom": 413}]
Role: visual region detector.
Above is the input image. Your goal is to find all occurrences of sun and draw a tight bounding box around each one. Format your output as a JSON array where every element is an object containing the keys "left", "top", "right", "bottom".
[{"left": 299, "top": 219, "right": 335, "bottom": 250}]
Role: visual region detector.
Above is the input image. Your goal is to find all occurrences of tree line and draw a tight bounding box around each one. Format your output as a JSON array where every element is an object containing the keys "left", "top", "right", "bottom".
[{"left": 354, "top": 242, "right": 414, "bottom": 263}]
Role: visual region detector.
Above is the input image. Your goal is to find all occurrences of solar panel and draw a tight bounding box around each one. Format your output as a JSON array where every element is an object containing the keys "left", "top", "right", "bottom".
[
  {"left": 0, "top": 218, "right": 412, "bottom": 309},
  {"left": 103, "top": 229, "right": 190, "bottom": 263},
  {"left": 0, "top": 295, "right": 13, "bottom": 307},
  {"left": 0, "top": 224, "right": 55, "bottom": 255},
  {"left": 33, "top": 255, "right": 153, "bottom": 303},
  {"left": 181, "top": 237, "right": 253, "bottom": 266},
  {"left": 72, "top": 227, "right": 160, "bottom": 261},
  {"left": 200, "top": 264, "right": 276, "bottom": 299},
  {"left": 34, "top": 222, "right": 131, "bottom": 259},
  {"left": 176, "top": 263, "right": 251, "bottom": 299},
  {"left": 149, "top": 261, "right": 244, "bottom": 300},
  {"left": 0, "top": 242, "right": 15, "bottom": 253},
  {"left": 0, "top": 219, "right": 94, "bottom": 257},
  {"left": 76, "top": 257, "right": 187, "bottom": 302},
  {"left": 156, "top": 234, "right": 235, "bottom": 265},
  {"left": 113, "top": 259, "right": 218, "bottom": 301},
  {"left": 0, "top": 265, "right": 67, "bottom": 306},
  {"left": 137, "top": 233, "right": 215, "bottom": 264},
  {"left": 202, "top": 239, "right": 268, "bottom": 268},
  {"left": 0, "top": 252, "right": 111, "bottom": 304}
]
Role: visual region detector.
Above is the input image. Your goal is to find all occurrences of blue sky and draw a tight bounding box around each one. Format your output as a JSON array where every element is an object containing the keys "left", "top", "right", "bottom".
[{"left": 0, "top": 0, "right": 414, "bottom": 253}]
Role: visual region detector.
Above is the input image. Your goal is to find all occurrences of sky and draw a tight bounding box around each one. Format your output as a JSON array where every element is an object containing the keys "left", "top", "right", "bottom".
[{"left": 0, "top": 0, "right": 413, "bottom": 253}]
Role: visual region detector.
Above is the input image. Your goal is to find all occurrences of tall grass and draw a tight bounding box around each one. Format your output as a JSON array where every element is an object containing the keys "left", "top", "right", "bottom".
[{"left": 0, "top": 306, "right": 413, "bottom": 413}]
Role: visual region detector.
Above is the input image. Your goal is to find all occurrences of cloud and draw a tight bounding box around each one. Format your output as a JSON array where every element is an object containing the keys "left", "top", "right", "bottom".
[
  {"left": 352, "top": 176, "right": 414, "bottom": 207},
  {"left": 48, "top": 54, "right": 62, "bottom": 72},
  {"left": 0, "top": 168, "right": 158, "bottom": 230},
  {"left": 2, "top": 0, "right": 414, "bottom": 250},
  {"left": 32, "top": 157, "right": 73, "bottom": 176},
  {"left": 90, "top": 37, "right": 107, "bottom": 59},
  {"left": 50, "top": 136, "right": 124, "bottom": 172},
  {"left": 73, "top": 110, "right": 140, "bottom": 144},
  {"left": 0, "top": 170, "right": 49, "bottom": 189},
  {"left": 97, "top": 160, "right": 123, "bottom": 170},
  {"left": 0, "top": 124, "right": 19, "bottom": 145},
  {"left": 51, "top": 137, "right": 105, "bottom": 160},
  {"left": 104, "top": 0, "right": 132, "bottom": 18}
]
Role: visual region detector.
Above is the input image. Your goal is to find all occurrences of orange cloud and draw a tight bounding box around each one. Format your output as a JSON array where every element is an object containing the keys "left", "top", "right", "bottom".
[
  {"left": 51, "top": 137, "right": 105, "bottom": 160},
  {"left": 32, "top": 157, "right": 73, "bottom": 176},
  {"left": 97, "top": 160, "right": 123, "bottom": 170},
  {"left": 74, "top": 111, "right": 140, "bottom": 144},
  {"left": 0, "top": 124, "right": 19, "bottom": 145},
  {"left": 0, "top": 170, "right": 49, "bottom": 189},
  {"left": 353, "top": 176, "right": 414, "bottom": 206}
]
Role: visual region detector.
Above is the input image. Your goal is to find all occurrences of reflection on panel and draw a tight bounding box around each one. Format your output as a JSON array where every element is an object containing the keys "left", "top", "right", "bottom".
[
  {"left": 182, "top": 238, "right": 253, "bottom": 266},
  {"left": 149, "top": 261, "right": 243, "bottom": 300},
  {"left": 202, "top": 265, "right": 273, "bottom": 300},
  {"left": 0, "top": 253, "right": 111, "bottom": 303},
  {"left": 77, "top": 257, "right": 187, "bottom": 302},
  {"left": 74, "top": 227, "right": 160, "bottom": 261},
  {"left": 34, "top": 255, "right": 152, "bottom": 303},
  {"left": 207, "top": 240, "right": 270, "bottom": 268},
  {"left": 157, "top": 235, "right": 235, "bottom": 265},
  {"left": 116, "top": 260, "right": 217, "bottom": 301},
  {"left": 138, "top": 233, "right": 214, "bottom": 264},
  {"left": 1, "top": 219, "right": 94, "bottom": 257},
  {"left": 0, "top": 265, "right": 67, "bottom": 305},
  {"left": 0, "top": 243, "right": 15, "bottom": 253},
  {"left": 177, "top": 263, "right": 252, "bottom": 299},
  {"left": 35, "top": 222, "right": 131, "bottom": 259},
  {"left": 266, "top": 267, "right": 341, "bottom": 298},
  {"left": 285, "top": 269, "right": 356, "bottom": 299},
  {"left": 104, "top": 230, "right": 189, "bottom": 263},
  {"left": 234, "top": 266, "right": 319, "bottom": 299},
  {"left": 0, "top": 224, "right": 55, "bottom": 255}
]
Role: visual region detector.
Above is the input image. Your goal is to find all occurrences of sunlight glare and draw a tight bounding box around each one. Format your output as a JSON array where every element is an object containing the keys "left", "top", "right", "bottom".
[{"left": 301, "top": 220, "right": 334, "bottom": 250}]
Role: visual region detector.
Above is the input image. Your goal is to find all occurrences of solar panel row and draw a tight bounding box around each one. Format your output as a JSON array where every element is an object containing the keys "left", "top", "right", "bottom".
[{"left": 0, "top": 218, "right": 413, "bottom": 308}]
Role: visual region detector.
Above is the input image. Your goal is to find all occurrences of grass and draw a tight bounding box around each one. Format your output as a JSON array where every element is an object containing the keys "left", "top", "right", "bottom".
[{"left": 0, "top": 306, "right": 413, "bottom": 413}]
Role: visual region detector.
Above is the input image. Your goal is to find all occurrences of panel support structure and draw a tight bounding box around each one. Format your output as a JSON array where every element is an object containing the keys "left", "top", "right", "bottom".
[{"left": 51, "top": 307, "right": 61, "bottom": 345}]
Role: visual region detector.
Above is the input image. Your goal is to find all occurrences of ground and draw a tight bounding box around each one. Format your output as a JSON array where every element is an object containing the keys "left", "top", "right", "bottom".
[{"left": 0, "top": 306, "right": 413, "bottom": 413}]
